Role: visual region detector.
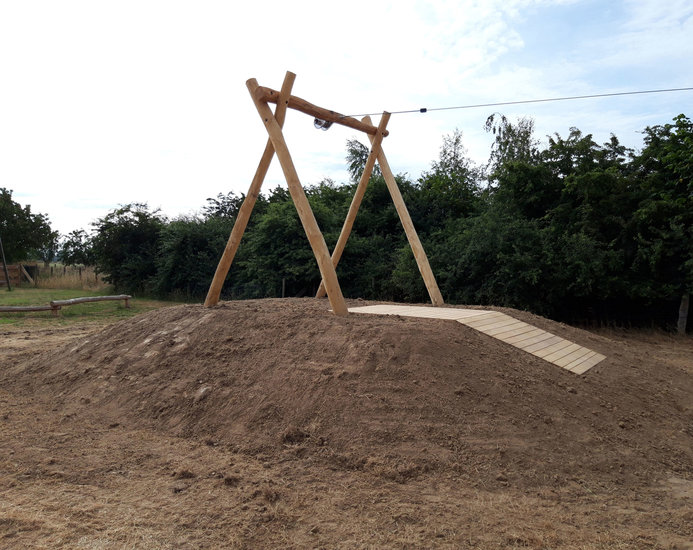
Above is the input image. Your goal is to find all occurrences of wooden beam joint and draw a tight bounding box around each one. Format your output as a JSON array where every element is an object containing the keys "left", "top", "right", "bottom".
[{"left": 252, "top": 84, "right": 388, "bottom": 137}]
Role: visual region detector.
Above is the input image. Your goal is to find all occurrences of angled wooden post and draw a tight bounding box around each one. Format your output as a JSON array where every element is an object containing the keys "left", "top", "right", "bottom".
[
  {"left": 367, "top": 126, "right": 445, "bottom": 306},
  {"left": 205, "top": 71, "right": 441, "bottom": 313},
  {"left": 0, "top": 235, "right": 11, "bottom": 292},
  {"left": 316, "top": 112, "right": 390, "bottom": 298},
  {"left": 19, "top": 264, "right": 34, "bottom": 286},
  {"left": 247, "top": 78, "right": 348, "bottom": 316},
  {"left": 204, "top": 72, "right": 296, "bottom": 307}
]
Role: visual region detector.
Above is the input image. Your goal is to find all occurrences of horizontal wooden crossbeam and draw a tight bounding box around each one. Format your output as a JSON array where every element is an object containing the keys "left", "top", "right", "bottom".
[{"left": 251, "top": 85, "right": 388, "bottom": 137}]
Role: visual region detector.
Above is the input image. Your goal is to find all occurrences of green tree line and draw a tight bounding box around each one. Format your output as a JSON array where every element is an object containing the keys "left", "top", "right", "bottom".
[
  {"left": 3, "top": 114, "right": 690, "bottom": 331},
  {"left": 0, "top": 188, "right": 58, "bottom": 266}
]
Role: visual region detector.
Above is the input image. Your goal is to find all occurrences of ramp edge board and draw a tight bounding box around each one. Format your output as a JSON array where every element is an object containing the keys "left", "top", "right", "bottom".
[{"left": 348, "top": 305, "right": 605, "bottom": 375}]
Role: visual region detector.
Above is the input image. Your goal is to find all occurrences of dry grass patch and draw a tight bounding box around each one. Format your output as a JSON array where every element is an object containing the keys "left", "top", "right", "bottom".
[{"left": 35, "top": 265, "right": 109, "bottom": 291}]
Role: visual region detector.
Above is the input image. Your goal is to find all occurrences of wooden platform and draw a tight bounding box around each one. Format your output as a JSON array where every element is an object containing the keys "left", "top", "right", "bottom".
[{"left": 349, "top": 305, "right": 605, "bottom": 375}]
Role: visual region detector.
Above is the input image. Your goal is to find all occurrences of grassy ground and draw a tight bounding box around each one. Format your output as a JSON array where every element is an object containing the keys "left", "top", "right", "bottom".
[
  {"left": 0, "top": 287, "right": 181, "bottom": 326},
  {"left": 34, "top": 264, "right": 105, "bottom": 290}
]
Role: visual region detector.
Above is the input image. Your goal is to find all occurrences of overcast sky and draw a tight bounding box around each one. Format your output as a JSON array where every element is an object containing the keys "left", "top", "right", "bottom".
[{"left": 1, "top": 0, "right": 692, "bottom": 235}]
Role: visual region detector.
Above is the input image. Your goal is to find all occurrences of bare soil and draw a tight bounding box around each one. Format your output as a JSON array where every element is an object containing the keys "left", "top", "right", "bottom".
[{"left": 1, "top": 298, "right": 692, "bottom": 549}]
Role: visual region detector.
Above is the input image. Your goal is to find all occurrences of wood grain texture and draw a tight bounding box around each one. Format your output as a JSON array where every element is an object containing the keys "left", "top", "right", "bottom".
[
  {"left": 521, "top": 335, "right": 563, "bottom": 353},
  {"left": 254, "top": 85, "right": 387, "bottom": 136},
  {"left": 316, "top": 113, "right": 390, "bottom": 299},
  {"left": 479, "top": 320, "right": 528, "bottom": 335},
  {"left": 204, "top": 72, "right": 296, "bottom": 307},
  {"left": 0, "top": 305, "right": 55, "bottom": 312},
  {"left": 369, "top": 132, "right": 444, "bottom": 307},
  {"left": 463, "top": 315, "right": 512, "bottom": 329},
  {"left": 50, "top": 295, "right": 131, "bottom": 306},
  {"left": 247, "top": 78, "right": 348, "bottom": 316},
  {"left": 494, "top": 324, "right": 540, "bottom": 339},
  {"left": 515, "top": 332, "right": 556, "bottom": 350},
  {"left": 569, "top": 353, "right": 606, "bottom": 374}
]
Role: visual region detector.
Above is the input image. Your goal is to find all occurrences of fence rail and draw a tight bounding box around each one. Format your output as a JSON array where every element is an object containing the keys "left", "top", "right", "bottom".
[
  {"left": 0, "top": 304, "right": 58, "bottom": 315},
  {"left": 50, "top": 295, "right": 131, "bottom": 308},
  {"left": 0, "top": 295, "right": 131, "bottom": 317}
]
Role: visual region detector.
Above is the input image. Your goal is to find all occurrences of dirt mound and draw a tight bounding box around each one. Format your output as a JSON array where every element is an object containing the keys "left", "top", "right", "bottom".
[{"left": 6, "top": 298, "right": 693, "bottom": 489}]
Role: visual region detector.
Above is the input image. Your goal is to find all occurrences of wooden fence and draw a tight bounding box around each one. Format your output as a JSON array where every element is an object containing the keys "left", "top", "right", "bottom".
[{"left": 0, "top": 264, "right": 36, "bottom": 287}]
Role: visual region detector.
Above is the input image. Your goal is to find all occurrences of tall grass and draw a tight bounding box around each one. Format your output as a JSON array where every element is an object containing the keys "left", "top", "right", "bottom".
[{"left": 35, "top": 264, "right": 110, "bottom": 291}]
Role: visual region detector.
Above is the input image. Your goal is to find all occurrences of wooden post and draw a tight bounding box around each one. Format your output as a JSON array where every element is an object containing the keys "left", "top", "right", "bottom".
[
  {"left": 20, "top": 264, "right": 35, "bottom": 286},
  {"left": 0, "top": 235, "right": 11, "bottom": 291},
  {"left": 316, "top": 113, "right": 390, "bottom": 298},
  {"left": 247, "top": 78, "right": 348, "bottom": 316},
  {"left": 204, "top": 72, "right": 297, "bottom": 307},
  {"left": 368, "top": 127, "right": 444, "bottom": 306}
]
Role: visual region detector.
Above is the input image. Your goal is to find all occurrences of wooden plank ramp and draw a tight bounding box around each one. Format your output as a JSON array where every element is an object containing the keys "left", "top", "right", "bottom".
[{"left": 349, "top": 305, "right": 605, "bottom": 375}]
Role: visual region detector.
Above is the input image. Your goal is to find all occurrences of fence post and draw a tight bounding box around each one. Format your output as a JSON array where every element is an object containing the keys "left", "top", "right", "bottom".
[{"left": 0, "top": 235, "right": 11, "bottom": 292}]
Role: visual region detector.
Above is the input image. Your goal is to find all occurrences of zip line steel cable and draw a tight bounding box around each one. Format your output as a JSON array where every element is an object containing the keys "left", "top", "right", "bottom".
[{"left": 342, "top": 86, "right": 693, "bottom": 119}]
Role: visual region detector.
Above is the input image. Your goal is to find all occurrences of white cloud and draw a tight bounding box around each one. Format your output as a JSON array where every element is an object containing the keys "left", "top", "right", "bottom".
[{"left": 590, "top": 0, "right": 693, "bottom": 73}]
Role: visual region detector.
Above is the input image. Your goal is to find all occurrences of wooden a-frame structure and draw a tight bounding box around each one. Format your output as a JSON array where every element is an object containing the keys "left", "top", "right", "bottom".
[{"left": 204, "top": 71, "right": 443, "bottom": 316}]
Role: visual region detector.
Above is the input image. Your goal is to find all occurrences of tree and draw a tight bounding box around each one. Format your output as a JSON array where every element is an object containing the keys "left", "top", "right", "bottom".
[
  {"left": 91, "top": 203, "right": 165, "bottom": 294},
  {"left": 414, "top": 130, "right": 481, "bottom": 229},
  {"left": 433, "top": 209, "right": 552, "bottom": 314},
  {"left": 240, "top": 200, "right": 319, "bottom": 298},
  {"left": 485, "top": 113, "right": 539, "bottom": 184},
  {"left": 61, "top": 229, "right": 95, "bottom": 266},
  {"left": 345, "top": 139, "right": 381, "bottom": 183},
  {"left": 35, "top": 230, "right": 60, "bottom": 268},
  {"left": 202, "top": 191, "right": 245, "bottom": 219},
  {"left": 483, "top": 115, "right": 562, "bottom": 220},
  {"left": 631, "top": 114, "right": 693, "bottom": 332},
  {"left": 154, "top": 215, "right": 236, "bottom": 299},
  {"left": 0, "top": 188, "right": 55, "bottom": 262}
]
